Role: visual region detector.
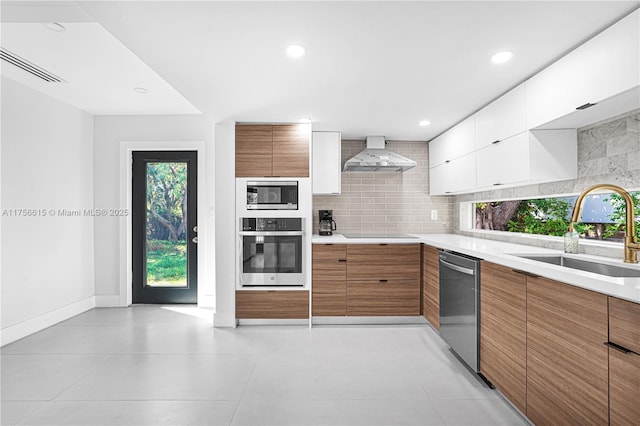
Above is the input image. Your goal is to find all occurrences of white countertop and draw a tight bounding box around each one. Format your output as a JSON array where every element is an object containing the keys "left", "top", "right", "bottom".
[{"left": 312, "top": 233, "right": 640, "bottom": 304}]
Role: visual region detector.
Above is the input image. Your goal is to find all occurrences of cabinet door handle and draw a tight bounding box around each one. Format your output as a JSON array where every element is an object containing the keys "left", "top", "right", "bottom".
[
  {"left": 512, "top": 269, "right": 540, "bottom": 278},
  {"left": 605, "top": 341, "right": 639, "bottom": 355},
  {"left": 576, "top": 102, "right": 597, "bottom": 110},
  {"left": 338, "top": 259, "right": 347, "bottom": 262},
  {"left": 445, "top": 160, "right": 451, "bottom": 164},
  {"left": 491, "top": 140, "right": 500, "bottom": 145},
  {"left": 379, "top": 279, "right": 388, "bottom": 283}
]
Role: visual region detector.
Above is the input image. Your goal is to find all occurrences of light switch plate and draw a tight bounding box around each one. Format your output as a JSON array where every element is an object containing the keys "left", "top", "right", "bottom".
[{"left": 431, "top": 210, "right": 438, "bottom": 220}]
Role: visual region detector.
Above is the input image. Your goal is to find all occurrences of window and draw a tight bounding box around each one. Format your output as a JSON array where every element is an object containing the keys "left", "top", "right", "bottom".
[{"left": 474, "top": 191, "right": 640, "bottom": 242}]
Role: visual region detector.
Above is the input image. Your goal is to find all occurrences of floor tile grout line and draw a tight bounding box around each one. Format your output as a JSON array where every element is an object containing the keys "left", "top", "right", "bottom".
[
  {"left": 47, "top": 353, "right": 118, "bottom": 402},
  {"left": 228, "top": 339, "right": 266, "bottom": 425}
]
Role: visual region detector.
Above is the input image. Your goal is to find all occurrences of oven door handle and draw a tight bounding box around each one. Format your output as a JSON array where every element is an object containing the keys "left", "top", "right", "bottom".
[
  {"left": 239, "top": 231, "right": 305, "bottom": 237},
  {"left": 440, "top": 259, "right": 475, "bottom": 276}
]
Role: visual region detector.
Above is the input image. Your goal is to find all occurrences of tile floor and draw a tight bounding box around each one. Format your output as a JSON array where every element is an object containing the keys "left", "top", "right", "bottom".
[{"left": 1, "top": 306, "right": 527, "bottom": 425}]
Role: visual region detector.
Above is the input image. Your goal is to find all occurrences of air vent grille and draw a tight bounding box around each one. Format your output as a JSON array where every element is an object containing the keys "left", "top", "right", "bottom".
[{"left": 0, "top": 47, "right": 65, "bottom": 83}]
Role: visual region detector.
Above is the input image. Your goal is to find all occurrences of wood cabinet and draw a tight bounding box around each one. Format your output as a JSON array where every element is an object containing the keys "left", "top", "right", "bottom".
[
  {"left": 479, "top": 262, "right": 527, "bottom": 413},
  {"left": 236, "top": 290, "right": 309, "bottom": 319},
  {"left": 422, "top": 245, "right": 439, "bottom": 329},
  {"left": 608, "top": 297, "right": 640, "bottom": 425},
  {"left": 312, "top": 131, "right": 341, "bottom": 195},
  {"left": 526, "top": 9, "right": 639, "bottom": 129},
  {"left": 347, "top": 279, "right": 421, "bottom": 316},
  {"left": 273, "top": 124, "right": 309, "bottom": 177},
  {"left": 475, "top": 84, "right": 526, "bottom": 150},
  {"left": 235, "top": 123, "right": 309, "bottom": 177},
  {"left": 346, "top": 244, "right": 421, "bottom": 316},
  {"left": 526, "top": 276, "right": 608, "bottom": 425},
  {"left": 312, "top": 244, "right": 347, "bottom": 316},
  {"left": 235, "top": 124, "right": 273, "bottom": 177},
  {"left": 429, "top": 152, "right": 476, "bottom": 195},
  {"left": 475, "top": 129, "right": 576, "bottom": 189}
]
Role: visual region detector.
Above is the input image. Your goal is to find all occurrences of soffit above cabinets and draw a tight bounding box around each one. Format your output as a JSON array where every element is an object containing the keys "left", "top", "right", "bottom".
[{"left": 0, "top": 22, "right": 200, "bottom": 115}]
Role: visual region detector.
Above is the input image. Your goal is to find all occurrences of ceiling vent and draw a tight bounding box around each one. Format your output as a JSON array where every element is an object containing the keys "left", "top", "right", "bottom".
[{"left": 0, "top": 47, "right": 65, "bottom": 83}]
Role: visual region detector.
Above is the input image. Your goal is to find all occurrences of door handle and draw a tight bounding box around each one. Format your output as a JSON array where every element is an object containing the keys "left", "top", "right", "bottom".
[
  {"left": 440, "top": 259, "right": 475, "bottom": 275},
  {"left": 605, "top": 341, "right": 639, "bottom": 355}
]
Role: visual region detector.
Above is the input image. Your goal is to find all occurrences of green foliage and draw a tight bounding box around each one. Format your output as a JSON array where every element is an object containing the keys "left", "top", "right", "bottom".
[
  {"left": 146, "top": 240, "right": 187, "bottom": 285},
  {"left": 603, "top": 192, "right": 640, "bottom": 240},
  {"left": 146, "top": 162, "right": 188, "bottom": 240},
  {"left": 507, "top": 198, "right": 572, "bottom": 237},
  {"left": 572, "top": 222, "right": 593, "bottom": 237}
]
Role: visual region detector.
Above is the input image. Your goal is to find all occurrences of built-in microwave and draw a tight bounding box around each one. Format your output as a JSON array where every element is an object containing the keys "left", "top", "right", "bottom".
[{"left": 246, "top": 181, "right": 298, "bottom": 210}]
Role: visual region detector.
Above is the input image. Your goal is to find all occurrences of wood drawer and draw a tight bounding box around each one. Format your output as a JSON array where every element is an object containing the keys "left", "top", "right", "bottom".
[
  {"left": 236, "top": 290, "right": 309, "bottom": 319},
  {"left": 609, "top": 296, "right": 640, "bottom": 354},
  {"left": 312, "top": 279, "right": 346, "bottom": 316},
  {"left": 347, "top": 244, "right": 420, "bottom": 281},
  {"left": 313, "top": 244, "right": 347, "bottom": 261},
  {"left": 347, "top": 279, "right": 420, "bottom": 316}
]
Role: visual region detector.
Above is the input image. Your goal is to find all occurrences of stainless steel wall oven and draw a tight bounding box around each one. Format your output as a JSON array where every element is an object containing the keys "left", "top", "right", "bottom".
[{"left": 239, "top": 217, "right": 305, "bottom": 286}]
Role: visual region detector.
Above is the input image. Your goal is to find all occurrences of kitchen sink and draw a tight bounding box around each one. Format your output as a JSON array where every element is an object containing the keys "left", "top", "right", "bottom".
[{"left": 514, "top": 254, "right": 640, "bottom": 278}]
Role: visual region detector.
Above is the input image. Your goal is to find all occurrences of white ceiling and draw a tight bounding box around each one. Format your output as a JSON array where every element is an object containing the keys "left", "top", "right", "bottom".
[{"left": 2, "top": 1, "right": 639, "bottom": 141}]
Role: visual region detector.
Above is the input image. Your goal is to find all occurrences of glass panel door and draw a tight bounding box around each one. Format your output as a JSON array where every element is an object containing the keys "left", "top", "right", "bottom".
[{"left": 132, "top": 151, "right": 197, "bottom": 304}]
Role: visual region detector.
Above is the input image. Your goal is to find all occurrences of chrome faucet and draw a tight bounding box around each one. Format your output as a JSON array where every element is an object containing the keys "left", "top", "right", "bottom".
[{"left": 569, "top": 184, "right": 640, "bottom": 263}]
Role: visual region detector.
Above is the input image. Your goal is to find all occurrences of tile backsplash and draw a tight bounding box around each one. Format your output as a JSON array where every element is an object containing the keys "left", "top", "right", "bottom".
[{"left": 312, "top": 140, "right": 453, "bottom": 235}]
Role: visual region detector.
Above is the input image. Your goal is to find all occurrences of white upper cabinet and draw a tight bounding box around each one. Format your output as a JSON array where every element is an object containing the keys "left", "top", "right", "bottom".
[
  {"left": 429, "top": 116, "right": 475, "bottom": 168},
  {"left": 475, "top": 130, "right": 577, "bottom": 189},
  {"left": 475, "top": 84, "right": 526, "bottom": 150},
  {"left": 526, "top": 9, "right": 640, "bottom": 129},
  {"left": 429, "top": 152, "right": 477, "bottom": 195},
  {"left": 312, "top": 131, "right": 342, "bottom": 195}
]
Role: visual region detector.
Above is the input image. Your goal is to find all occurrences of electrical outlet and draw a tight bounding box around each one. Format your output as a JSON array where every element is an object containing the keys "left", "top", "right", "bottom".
[{"left": 431, "top": 210, "right": 438, "bottom": 220}]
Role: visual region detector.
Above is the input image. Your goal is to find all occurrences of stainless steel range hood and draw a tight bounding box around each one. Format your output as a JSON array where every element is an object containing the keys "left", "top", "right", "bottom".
[{"left": 343, "top": 136, "right": 417, "bottom": 172}]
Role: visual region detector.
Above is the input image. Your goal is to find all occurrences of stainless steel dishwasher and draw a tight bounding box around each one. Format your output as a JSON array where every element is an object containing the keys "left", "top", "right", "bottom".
[{"left": 439, "top": 250, "right": 481, "bottom": 372}]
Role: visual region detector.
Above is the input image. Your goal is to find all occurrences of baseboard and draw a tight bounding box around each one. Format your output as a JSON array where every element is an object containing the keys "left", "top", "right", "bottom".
[
  {"left": 95, "top": 295, "right": 123, "bottom": 307},
  {"left": 213, "top": 312, "right": 237, "bottom": 328},
  {"left": 311, "top": 316, "right": 428, "bottom": 326},
  {"left": 1, "top": 296, "right": 96, "bottom": 346}
]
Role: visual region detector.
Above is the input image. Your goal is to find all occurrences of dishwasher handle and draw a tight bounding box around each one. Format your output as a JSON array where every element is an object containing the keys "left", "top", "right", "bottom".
[{"left": 440, "top": 258, "right": 476, "bottom": 276}]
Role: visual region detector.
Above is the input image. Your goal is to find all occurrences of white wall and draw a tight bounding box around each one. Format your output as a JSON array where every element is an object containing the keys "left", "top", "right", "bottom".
[
  {"left": 93, "top": 115, "right": 214, "bottom": 307},
  {"left": 213, "top": 121, "right": 235, "bottom": 327},
  {"left": 1, "top": 77, "right": 95, "bottom": 345}
]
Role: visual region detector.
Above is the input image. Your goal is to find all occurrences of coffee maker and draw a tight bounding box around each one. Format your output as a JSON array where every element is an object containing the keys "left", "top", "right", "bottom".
[{"left": 319, "top": 210, "right": 337, "bottom": 236}]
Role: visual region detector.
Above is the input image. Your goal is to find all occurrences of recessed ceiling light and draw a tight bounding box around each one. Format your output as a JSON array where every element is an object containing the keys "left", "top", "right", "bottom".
[
  {"left": 286, "top": 44, "right": 306, "bottom": 59},
  {"left": 45, "top": 22, "right": 66, "bottom": 32},
  {"left": 134, "top": 87, "right": 149, "bottom": 94},
  {"left": 419, "top": 120, "right": 431, "bottom": 127},
  {"left": 298, "top": 117, "right": 312, "bottom": 124},
  {"left": 491, "top": 51, "right": 513, "bottom": 64}
]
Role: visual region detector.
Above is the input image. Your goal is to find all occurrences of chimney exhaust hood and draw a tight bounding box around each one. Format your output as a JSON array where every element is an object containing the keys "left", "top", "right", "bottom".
[{"left": 343, "top": 136, "right": 417, "bottom": 172}]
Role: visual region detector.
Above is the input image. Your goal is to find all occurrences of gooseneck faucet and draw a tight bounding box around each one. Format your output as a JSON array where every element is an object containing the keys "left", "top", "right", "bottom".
[{"left": 569, "top": 184, "right": 640, "bottom": 263}]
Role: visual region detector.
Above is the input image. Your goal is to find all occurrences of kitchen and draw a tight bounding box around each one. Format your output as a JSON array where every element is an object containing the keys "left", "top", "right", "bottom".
[{"left": 2, "top": 1, "right": 640, "bottom": 425}]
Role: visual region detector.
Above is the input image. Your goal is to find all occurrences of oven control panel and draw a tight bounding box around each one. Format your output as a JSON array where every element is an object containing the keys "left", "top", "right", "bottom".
[{"left": 241, "top": 217, "right": 303, "bottom": 231}]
